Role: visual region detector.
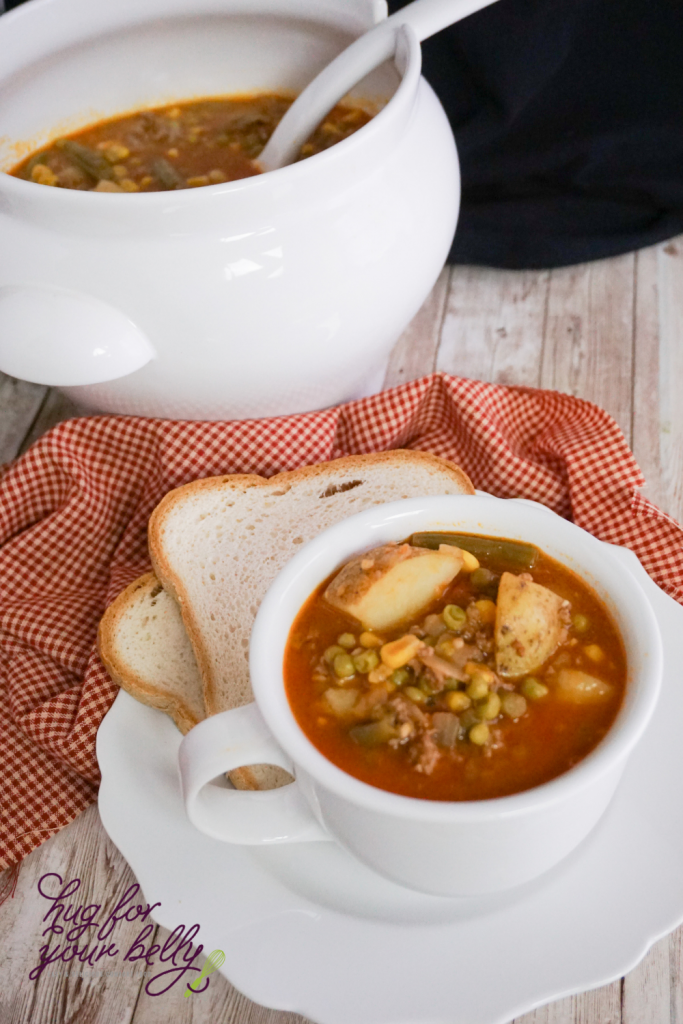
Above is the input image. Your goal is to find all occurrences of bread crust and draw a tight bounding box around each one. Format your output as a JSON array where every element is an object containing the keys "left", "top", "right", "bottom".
[
  {"left": 148, "top": 450, "right": 474, "bottom": 716},
  {"left": 98, "top": 572, "right": 203, "bottom": 735}
]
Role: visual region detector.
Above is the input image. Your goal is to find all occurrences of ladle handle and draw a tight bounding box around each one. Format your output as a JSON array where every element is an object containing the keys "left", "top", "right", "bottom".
[{"left": 259, "top": 0, "right": 502, "bottom": 172}]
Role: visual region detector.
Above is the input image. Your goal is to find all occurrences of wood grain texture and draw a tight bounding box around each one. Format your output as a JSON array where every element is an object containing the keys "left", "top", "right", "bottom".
[
  {"left": 631, "top": 244, "right": 663, "bottom": 510},
  {"left": 131, "top": 932, "right": 310, "bottom": 1024},
  {"left": 540, "top": 255, "right": 635, "bottom": 443},
  {"left": 651, "top": 239, "right": 683, "bottom": 525},
  {"left": 383, "top": 266, "right": 451, "bottom": 388},
  {"left": 18, "top": 388, "right": 82, "bottom": 456},
  {"left": 437, "top": 266, "right": 549, "bottom": 386},
  {"left": 622, "top": 938, "right": 671, "bottom": 1024},
  {"left": 0, "top": 805, "right": 155, "bottom": 1024},
  {"left": 0, "top": 372, "right": 49, "bottom": 464}
]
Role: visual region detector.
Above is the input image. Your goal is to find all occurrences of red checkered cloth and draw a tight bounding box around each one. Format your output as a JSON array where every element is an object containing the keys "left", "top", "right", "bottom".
[{"left": 1, "top": 371, "right": 682, "bottom": 870}]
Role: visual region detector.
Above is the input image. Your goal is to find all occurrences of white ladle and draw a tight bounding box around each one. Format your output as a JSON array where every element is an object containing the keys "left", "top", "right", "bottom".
[{"left": 259, "top": 0, "right": 502, "bottom": 172}]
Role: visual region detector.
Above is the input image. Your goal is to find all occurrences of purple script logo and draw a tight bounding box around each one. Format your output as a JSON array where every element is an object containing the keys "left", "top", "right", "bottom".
[{"left": 29, "top": 873, "right": 213, "bottom": 996}]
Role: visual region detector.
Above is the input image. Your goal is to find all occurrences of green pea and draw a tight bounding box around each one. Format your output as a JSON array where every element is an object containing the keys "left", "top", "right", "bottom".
[
  {"left": 352, "top": 649, "right": 379, "bottom": 674},
  {"left": 333, "top": 653, "right": 356, "bottom": 679},
  {"left": 443, "top": 677, "right": 462, "bottom": 691},
  {"left": 479, "top": 692, "right": 502, "bottom": 720},
  {"left": 442, "top": 604, "right": 467, "bottom": 632},
  {"left": 337, "top": 632, "right": 356, "bottom": 649},
  {"left": 459, "top": 707, "right": 481, "bottom": 729},
  {"left": 521, "top": 678, "right": 548, "bottom": 700},
  {"left": 391, "top": 667, "right": 412, "bottom": 686},
  {"left": 572, "top": 614, "right": 590, "bottom": 634},
  {"left": 404, "top": 686, "right": 427, "bottom": 704},
  {"left": 467, "top": 677, "right": 489, "bottom": 701},
  {"left": 469, "top": 722, "right": 490, "bottom": 745},
  {"left": 324, "top": 645, "right": 346, "bottom": 665}
]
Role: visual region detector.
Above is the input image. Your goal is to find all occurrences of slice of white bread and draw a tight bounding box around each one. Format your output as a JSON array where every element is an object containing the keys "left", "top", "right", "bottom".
[
  {"left": 98, "top": 572, "right": 205, "bottom": 734},
  {"left": 97, "top": 572, "right": 285, "bottom": 790},
  {"left": 148, "top": 451, "right": 474, "bottom": 718}
]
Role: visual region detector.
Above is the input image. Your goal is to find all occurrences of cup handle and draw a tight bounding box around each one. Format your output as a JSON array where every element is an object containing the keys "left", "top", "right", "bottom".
[{"left": 178, "top": 704, "right": 330, "bottom": 844}]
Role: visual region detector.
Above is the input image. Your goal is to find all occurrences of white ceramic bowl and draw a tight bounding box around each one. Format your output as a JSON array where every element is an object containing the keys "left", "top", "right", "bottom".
[
  {"left": 179, "top": 495, "right": 663, "bottom": 896},
  {"left": 0, "top": 0, "right": 459, "bottom": 419}
]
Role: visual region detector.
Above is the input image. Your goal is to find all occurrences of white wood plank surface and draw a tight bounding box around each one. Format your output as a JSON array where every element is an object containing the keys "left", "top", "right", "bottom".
[{"left": 2, "top": 238, "right": 683, "bottom": 1024}]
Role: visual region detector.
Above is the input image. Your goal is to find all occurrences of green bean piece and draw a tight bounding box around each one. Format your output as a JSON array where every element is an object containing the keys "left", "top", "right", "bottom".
[
  {"left": 337, "top": 632, "right": 356, "bottom": 649},
  {"left": 352, "top": 649, "right": 379, "bottom": 674},
  {"left": 349, "top": 717, "right": 397, "bottom": 746},
  {"left": 333, "top": 653, "right": 355, "bottom": 679},
  {"left": 410, "top": 533, "right": 538, "bottom": 570},
  {"left": 469, "top": 567, "right": 500, "bottom": 597},
  {"left": 55, "top": 139, "right": 114, "bottom": 180},
  {"left": 442, "top": 604, "right": 467, "bottom": 631},
  {"left": 501, "top": 692, "right": 528, "bottom": 718},
  {"left": 152, "top": 157, "right": 182, "bottom": 189}
]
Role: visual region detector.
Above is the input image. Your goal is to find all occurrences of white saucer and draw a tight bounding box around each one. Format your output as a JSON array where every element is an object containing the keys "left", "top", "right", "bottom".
[{"left": 97, "top": 544, "right": 683, "bottom": 1024}]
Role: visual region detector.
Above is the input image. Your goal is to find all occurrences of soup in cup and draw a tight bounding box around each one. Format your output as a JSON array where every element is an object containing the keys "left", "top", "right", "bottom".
[
  {"left": 0, "top": 0, "right": 459, "bottom": 420},
  {"left": 179, "top": 495, "right": 662, "bottom": 896}
]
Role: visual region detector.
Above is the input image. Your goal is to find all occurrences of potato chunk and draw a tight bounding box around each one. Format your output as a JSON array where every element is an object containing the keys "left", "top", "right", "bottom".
[
  {"left": 324, "top": 543, "right": 463, "bottom": 632},
  {"left": 555, "top": 669, "right": 614, "bottom": 703},
  {"left": 495, "top": 572, "right": 568, "bottom": 678}
]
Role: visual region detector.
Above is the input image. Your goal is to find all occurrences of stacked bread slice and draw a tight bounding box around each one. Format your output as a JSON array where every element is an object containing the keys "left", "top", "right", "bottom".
[{"left": 98, "top": 451, "right": 475, "bottom": 789}]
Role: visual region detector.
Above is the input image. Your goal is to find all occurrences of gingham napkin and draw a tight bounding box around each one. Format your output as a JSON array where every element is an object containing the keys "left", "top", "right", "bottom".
[{"left": 1, "top": 372, "right": 682, "bottom": 871}]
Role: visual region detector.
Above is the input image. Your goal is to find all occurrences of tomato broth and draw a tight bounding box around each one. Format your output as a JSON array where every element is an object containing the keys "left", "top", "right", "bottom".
[
  {"left": 284, "top": 534, "right": 627, "bottom": 802},
  {"left": 10, "top": 94, "right": 373, "bottom": 192}
]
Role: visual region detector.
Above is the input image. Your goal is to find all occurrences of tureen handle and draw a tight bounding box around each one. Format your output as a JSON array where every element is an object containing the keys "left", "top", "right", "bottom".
[{"left": 0, "top": 284, "right": 155, "bottom": 386}]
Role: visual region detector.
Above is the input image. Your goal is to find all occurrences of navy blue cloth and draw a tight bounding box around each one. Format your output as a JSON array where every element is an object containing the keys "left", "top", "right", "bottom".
[{"left": 390, "top": 0, "right": 683, "bottom": 267}]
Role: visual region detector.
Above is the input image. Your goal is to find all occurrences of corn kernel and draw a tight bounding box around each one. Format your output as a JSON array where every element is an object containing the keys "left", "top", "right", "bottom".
[
  {"left": 475, "top": 599, "right": 497, "bottom": 625},
  {"left": 460, "top": 549, "right": 480, "bottom": 572},
  {"left": 360, "top": 631, "right": 383, "bottom": 648},
  {"left": 465, "top": 662, "right": 496, "bottom": 684},
  {"left": 30, "top": 164, "right": 58, "bottom": 186},
  {"left": 380, "top": 634, "right": 424, "bottom": 670},
  {"left": 584, "top": 644, "right": 605, "bottom": 663},
  {"left": 368, "top": 663, "right": 394, "bottom": 684},
  {"left": 99, "top": 142, "right": 130, "bottom": 162}
]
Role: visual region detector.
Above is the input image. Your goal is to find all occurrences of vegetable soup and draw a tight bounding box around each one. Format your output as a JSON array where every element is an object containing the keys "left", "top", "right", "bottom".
[
  {"left": 9, "top": 94, "right": 373, "bottom": 192},
  {"left": 284, "top": 533, "right": 627, "bottom": 801}
]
